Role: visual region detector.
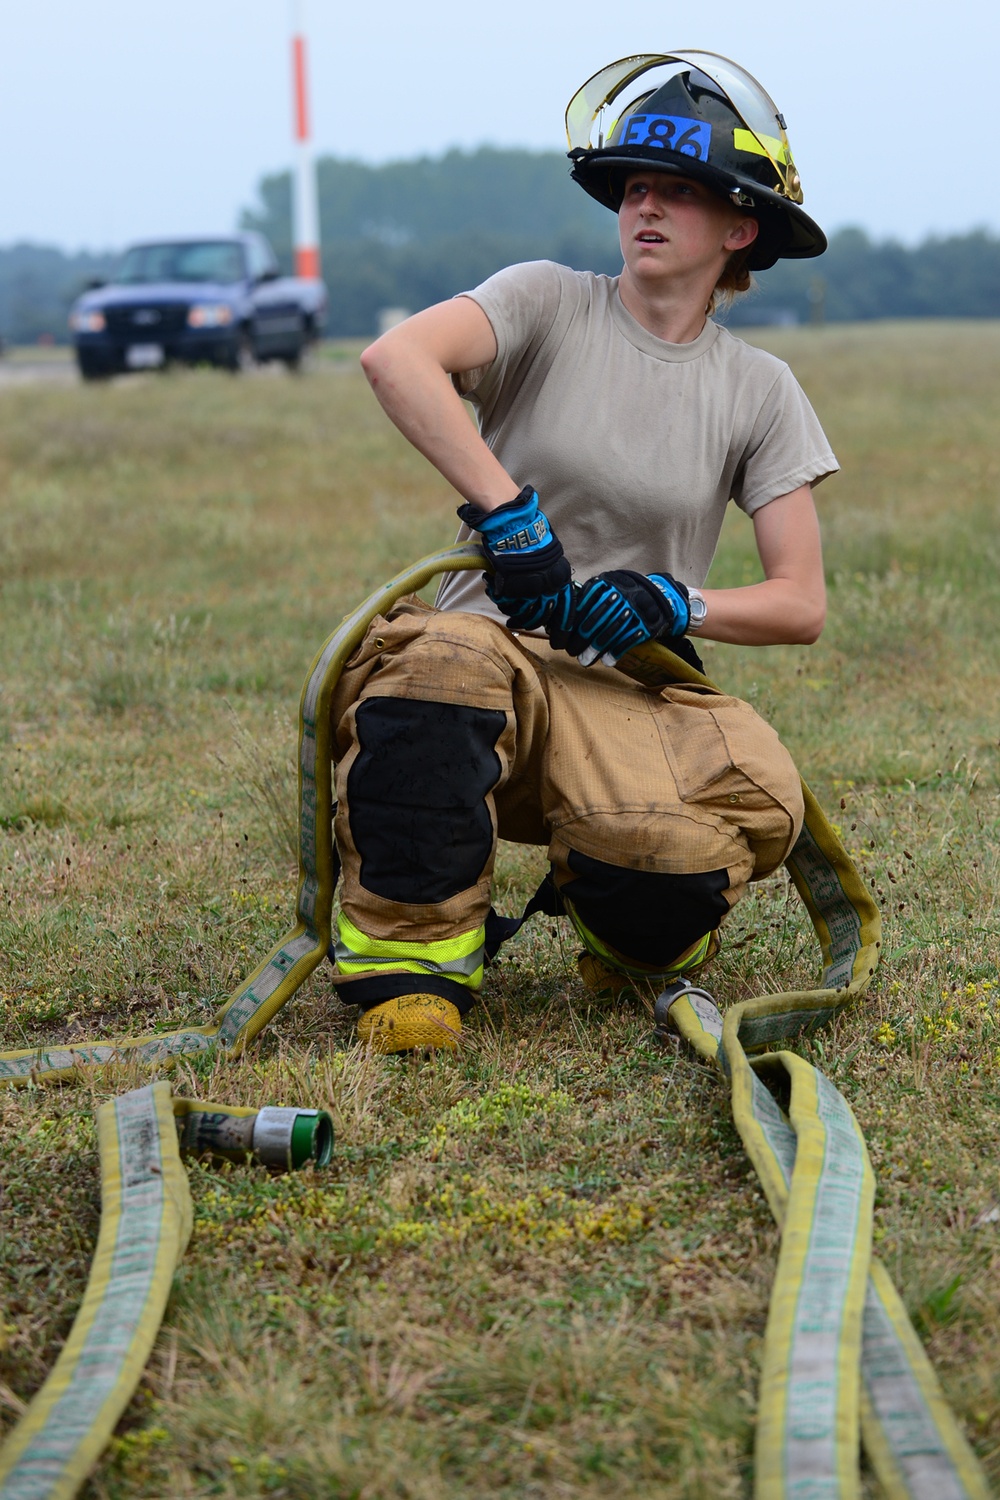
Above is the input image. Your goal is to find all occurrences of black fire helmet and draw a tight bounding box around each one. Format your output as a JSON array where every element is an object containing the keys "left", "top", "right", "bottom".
[{"left": 566, "top": 51, "right": 826, "bottom": 270}]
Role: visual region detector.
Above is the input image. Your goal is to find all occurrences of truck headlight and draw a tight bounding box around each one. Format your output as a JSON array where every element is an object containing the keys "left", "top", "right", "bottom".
[
  {"left": 70, "top": 310, "right": 106, "bottom": 332},
  {"left": 187, "top": 304, "right": 234, "bottom": 329}
]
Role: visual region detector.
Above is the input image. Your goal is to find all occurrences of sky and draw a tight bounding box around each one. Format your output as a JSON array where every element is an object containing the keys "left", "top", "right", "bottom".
[{"left": 1, "top": 0, "right": 997, "bottom": 253}]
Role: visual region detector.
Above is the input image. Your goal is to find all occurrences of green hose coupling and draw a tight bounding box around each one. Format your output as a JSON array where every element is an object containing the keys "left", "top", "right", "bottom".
[
  {"left": 175, "top": 1104, "right": 334, "bottom": 1172},
  {"left": 253, "top": 1106, "right": 334, "bottom": 1171}
]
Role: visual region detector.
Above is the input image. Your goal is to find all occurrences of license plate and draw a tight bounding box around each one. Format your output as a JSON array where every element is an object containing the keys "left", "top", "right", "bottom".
[{"left": 126, "top": 343, "right": 164, "bottom": 369}]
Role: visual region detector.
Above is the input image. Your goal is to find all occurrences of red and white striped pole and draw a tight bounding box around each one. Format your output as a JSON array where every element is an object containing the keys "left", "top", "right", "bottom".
[{"left": 291, "top": 1, "right": 321, "bottom": 280}]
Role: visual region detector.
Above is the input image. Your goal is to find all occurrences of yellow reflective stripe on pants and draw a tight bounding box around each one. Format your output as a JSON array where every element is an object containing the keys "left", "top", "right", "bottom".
[
  {"left": 563, "top": 896, "right": 713, "bottom": 979},
  {"left": 333, "top": 912, "right": 485, "bottom": 988}
]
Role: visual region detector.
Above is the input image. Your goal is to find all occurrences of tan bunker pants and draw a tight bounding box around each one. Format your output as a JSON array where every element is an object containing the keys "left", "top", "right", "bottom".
[{"left": 329, "top": 601, "right": 803, "bottom": 1014}]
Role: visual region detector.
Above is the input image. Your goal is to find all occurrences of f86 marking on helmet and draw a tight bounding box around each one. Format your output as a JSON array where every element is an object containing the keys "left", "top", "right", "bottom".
[{"left": 620, "top": 113, "right": 711, "bottom": 157}]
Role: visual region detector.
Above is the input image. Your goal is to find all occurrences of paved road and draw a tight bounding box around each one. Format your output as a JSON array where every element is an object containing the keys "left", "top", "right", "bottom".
[
  {"left": 0, "top": 355, "right": 78, "bottom": 387},
  {"left": 0, "top": 354, "right": 345, "bottom": 389}
]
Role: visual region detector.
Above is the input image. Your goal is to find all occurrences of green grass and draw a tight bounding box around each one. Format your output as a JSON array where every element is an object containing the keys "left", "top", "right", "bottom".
[{"left": 0, "top": 326, "right": 998, "bottom": 1497}]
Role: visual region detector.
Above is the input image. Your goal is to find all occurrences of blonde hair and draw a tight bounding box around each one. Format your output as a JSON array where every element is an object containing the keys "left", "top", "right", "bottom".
[{"left": 708, "top": 247, "right": 756, "bottom": 314}]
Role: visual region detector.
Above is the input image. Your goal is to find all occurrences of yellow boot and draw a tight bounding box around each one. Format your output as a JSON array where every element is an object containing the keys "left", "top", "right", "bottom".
[{"left": 357, "top": 993, "right": 462, "bottom": 1053}]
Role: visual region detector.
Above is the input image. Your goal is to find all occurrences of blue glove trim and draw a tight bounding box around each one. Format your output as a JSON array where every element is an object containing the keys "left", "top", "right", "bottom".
[
  {"left": 569, "top": 577, "right": 648, "bottom": 661},
  {"left": 462, "top": 488, "right": 571, "bottom": 601},
  {"left": 491, "top": 589, "right": 567, "bottom": 634},
  {"left": 648, "top": 574, "right": 691, "bottom": 637},
  {"left": 552, "top": 570, "right": 691, "bottom": 665},
  {"left": 459, "top": 487, "right": 553, "bottom": 553}
]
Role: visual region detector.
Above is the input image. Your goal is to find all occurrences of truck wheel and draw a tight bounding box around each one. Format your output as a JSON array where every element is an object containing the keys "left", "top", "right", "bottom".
[
  {"left": 282, "top": 318, "right": 313, "bottom": 372},
  {"left": 224, "top": 331, "right": 256, "bottom": 373},
  {"left": 77, "top": 351, "right": 115, "bottom": 381}
]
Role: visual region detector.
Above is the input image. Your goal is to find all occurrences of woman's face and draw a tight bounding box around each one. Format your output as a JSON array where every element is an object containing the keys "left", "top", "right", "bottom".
[{"left": 618, "top": 172, "right": 757, "bottom": 289}]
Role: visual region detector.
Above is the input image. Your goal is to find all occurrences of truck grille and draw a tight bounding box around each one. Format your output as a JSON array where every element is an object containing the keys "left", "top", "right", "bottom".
[{"left": 104, "top": 304, "right": 189, "bottom": 339}]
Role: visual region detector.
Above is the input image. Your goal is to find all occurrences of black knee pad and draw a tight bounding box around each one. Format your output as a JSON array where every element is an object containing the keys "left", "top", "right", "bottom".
[
  {"left": 347, "top": 697, "right": 506, "bottom": 904},
  {"left": 560, "top": 849, "right": 729, "bottom": 966}
]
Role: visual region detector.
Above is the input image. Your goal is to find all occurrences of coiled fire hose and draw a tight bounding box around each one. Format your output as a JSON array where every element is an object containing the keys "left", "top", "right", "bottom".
[{"left": 0, "top": 544, "right": 991, "bottom": 1498}]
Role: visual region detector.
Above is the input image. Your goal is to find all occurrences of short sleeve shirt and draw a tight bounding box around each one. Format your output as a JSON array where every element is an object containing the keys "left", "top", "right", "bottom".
[{"left": 436, "top": 261, "right": 837, "bottom": 618}]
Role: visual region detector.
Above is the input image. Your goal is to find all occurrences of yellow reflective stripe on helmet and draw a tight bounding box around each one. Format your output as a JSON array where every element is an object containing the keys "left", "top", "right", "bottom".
[
  {"left": 733, "top": 127, "right": 791, "bottom": 165},
  {"left": 334, "top": 913, "right": 485, "bottom": 987}
]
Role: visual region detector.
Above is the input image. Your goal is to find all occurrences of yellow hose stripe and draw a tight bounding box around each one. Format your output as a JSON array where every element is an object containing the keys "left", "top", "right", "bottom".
[
  {"left": 734, "top": 1051, "right": 873, "bottom": 1498},
  {"left": 170, "top": 1096, "right": 257, "bottom": 1122},
  {"left": 0, "top": 1083, "right": 191, "bottom": 1499},
  {"left": 661, "top": 990, "right": 724, "bottom": 1063},
  {"left": 712, "top": 1003, "right": 987, "bottom": 1500},
  {"left": 786, "top": 789, "right": 881, "bottom": 991},
  {"left": 859, "top": 1264, "right": 993, "bottom": 1500},
  {"left": 745, "top": 1054, "right": 986, "bottom": 1500},
  {"left": 638, "top": 634, "right": 986, "bottom": 1497},
  {"left": 794, "top": 1064, "right": 873, "bottom": 1499},
  {"left": 0, "top": 549, "right": 989, "bottom": 1500},
  {"left": 671, "top": 989, "right": 987, "bottom": 1498}
]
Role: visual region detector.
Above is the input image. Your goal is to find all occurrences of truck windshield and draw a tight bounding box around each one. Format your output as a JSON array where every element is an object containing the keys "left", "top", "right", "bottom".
[{"left": 115, "top": 241, "right": 247, "bottom": 285}]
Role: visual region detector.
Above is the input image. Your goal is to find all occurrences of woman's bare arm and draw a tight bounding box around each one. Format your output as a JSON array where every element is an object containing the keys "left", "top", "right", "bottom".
[
  {"left": 696, "top": 485, "right": 826, "bottom": 646},
  {"left": 359, "top": 298, "right": 518, "bottom": 514},
  {"left": 363, "top": 309, "right": 826, "bottom": 648}
]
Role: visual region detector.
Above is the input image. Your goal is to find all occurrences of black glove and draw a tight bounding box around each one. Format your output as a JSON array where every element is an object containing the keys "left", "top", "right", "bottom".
[
  {"left": 550, "top": 570, "right": 691, "bottom": 666},
  {"left": 458, "top": 486, "right": 573, "bottom": 633}
]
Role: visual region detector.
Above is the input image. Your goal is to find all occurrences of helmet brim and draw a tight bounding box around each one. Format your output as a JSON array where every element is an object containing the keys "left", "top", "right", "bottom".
[{"left": 569, "top": 147, "right": 827, "bottom": 270}]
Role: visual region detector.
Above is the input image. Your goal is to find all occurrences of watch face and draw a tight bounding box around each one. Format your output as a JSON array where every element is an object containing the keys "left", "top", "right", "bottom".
[{"left": 689, "top": 592, "right": 707, "bottom": 626}]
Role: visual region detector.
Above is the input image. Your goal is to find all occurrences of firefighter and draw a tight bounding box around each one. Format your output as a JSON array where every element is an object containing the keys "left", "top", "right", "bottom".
[{"left": 332, "top": 51, "right": 835, "bottom": 1052}]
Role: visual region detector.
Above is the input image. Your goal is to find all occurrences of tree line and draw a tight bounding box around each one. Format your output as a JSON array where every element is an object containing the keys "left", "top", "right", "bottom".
[
  {"left": 3, "top": 147, "right": 1000, "bottom": 343},
  {"left": 0, "top": 243, "right": 118, "bottom": 347}
]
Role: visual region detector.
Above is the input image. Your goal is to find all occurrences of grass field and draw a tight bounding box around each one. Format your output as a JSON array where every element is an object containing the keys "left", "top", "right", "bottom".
[{"left": 1, "top": 323, "right": 998, "bottom": 1498}]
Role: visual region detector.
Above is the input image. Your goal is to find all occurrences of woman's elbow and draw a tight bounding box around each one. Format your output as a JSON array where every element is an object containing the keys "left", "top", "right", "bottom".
[
  {"left": 361, "top": 327, "right": 433, "bottom": 392},
  {"left": 359, "top": 336, "right": 387, "bottom": 385},
  {"left": 795, "top": 596, "right": 826, "bottom": 645}
]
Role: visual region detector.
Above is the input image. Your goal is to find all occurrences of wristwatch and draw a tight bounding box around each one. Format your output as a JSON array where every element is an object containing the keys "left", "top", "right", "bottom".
[{"left": 686, "top": 587, "right": 708, "bottom": 633}]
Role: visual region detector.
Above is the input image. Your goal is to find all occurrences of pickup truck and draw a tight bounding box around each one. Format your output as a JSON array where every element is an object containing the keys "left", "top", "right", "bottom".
[{"left": 68, "top": 233, "right": 327, "bottom": 378}]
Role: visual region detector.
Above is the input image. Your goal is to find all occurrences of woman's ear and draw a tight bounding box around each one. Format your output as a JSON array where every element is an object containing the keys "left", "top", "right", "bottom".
[{"left": 725, "top": 217, "right": 759, "bottom": 251}]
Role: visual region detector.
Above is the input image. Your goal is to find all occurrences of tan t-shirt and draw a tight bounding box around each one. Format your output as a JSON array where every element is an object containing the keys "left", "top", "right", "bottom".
[{"left": 435, "top": 260, "right": 837, "bottom": 619}]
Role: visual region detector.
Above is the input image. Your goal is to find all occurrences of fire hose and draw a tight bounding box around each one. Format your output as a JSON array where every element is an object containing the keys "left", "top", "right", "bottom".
[
  {"left": 0, "top": 1088, "right": 332, "bottom": 1500},
  {"left": 0, "top": 543, "right": 991, "bottom": 1498}
]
